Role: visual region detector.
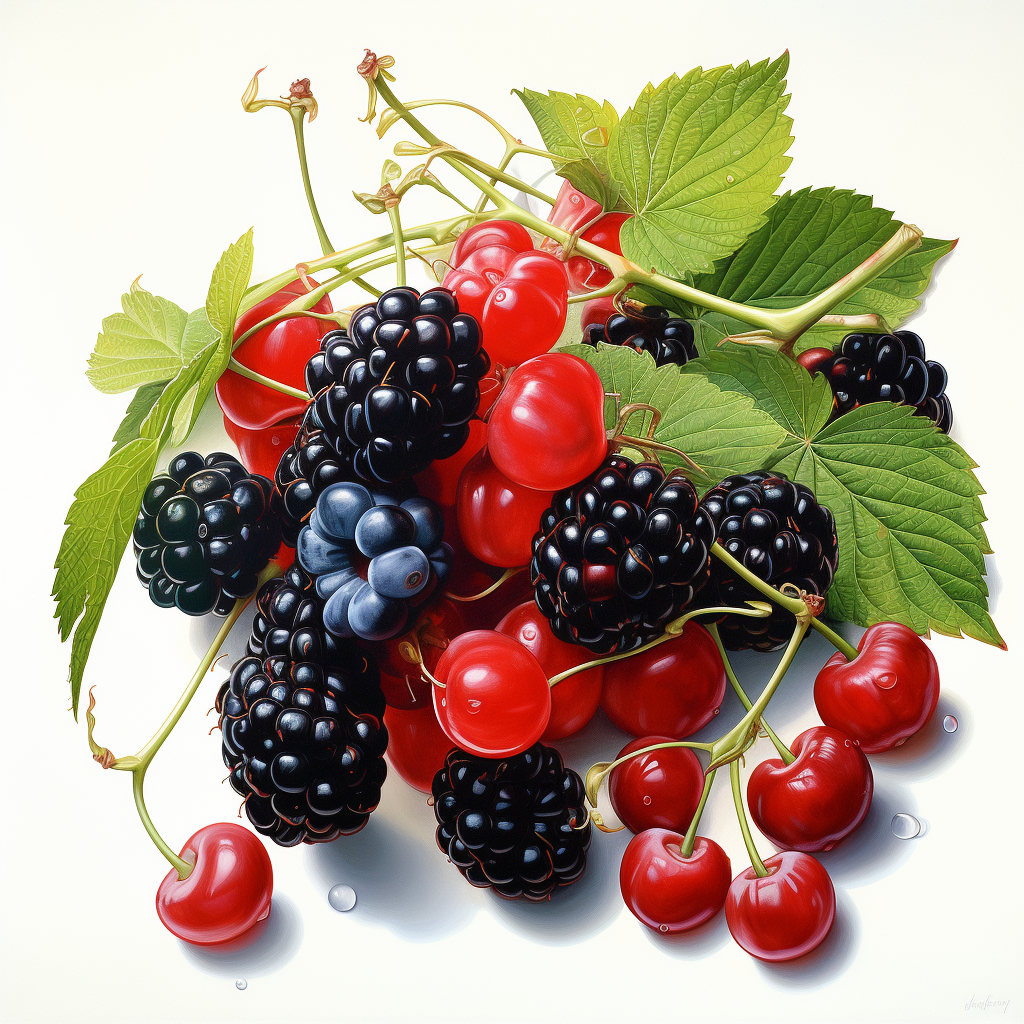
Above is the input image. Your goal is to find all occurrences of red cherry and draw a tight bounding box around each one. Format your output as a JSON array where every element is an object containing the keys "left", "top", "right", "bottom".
[
  {"left": 565, "top": 212, "right": 631, "bottom": 293},
  {"left": 456, "top": 447, "right": 553, "bottom": 567},
  {"left": 620, "top": 830, "right": 731, "bottom": 934},
  {"left": 747, "top": 726, "right": 873, "bottom": 852},
  {"left": 384, "top": 704, "right": 454, "bottom": 793},
  {"left": 216, "top": 279, "right": 333, "bottom": 430},
  {"left": 609, "top": 735, "right": 704, "bottom": 834},
  {"left": 601, "top": 622, "right": 726, "bottom": 738},
  {"left": 222, "top": 414, "right": 300, "bottom": 479},
  {"left": 496, "top": 601, "right": 602, "bottom": 741},
  {"left": 449, "top": 567, "right": 536, "bottom": 632},
  {"left": 414, "top": 418, "right": 487, "bottom": 507},
  {"left": 814, "top": 622, "right": 940, "bottom": 752},
  {"left": 725, "top": 851, "right": 836, "bottom": 962},
  {"left": 487, "top": 353, "right": 608, "bottom": 492},
  {"left": 797, "top": 347, "right": 835, "bottom": 376},
  {"left": 155, "top": 823, "right": 273, "bottom": 946},
  {"left": 545, "top": 179, "right": 603, "bottom": 237},
  {"left": 431, "top": 630, "right": 551, "bottom": 758},
  {"left": 443, "top": 244, "right": 519, "bottom": 322},
  {"left": 580, "top": 294, "right": 618, "bottom": 330},
  {"left": 451, "top": 220, "right": 533, "bottom": 265}
]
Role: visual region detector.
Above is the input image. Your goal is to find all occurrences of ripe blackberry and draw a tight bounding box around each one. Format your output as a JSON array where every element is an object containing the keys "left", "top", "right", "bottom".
[
  {"left": 531, "top": 454, "right": 712, "bottom": 655},
  {"left": 217, "top": 562, "right": 387, "bottom": 846},
  {"left": 583, "top": 305, "right": 698, "bottom": 367},
  {"left": 133, "top": 451, "right": 281, "bottom": 616},
  {"left": 432, "top": 743, "right": 591, "bottom": 901},
  {"left": 821, "top": 330, "right": 952, "bottom": 432},
  {"left": 698, "top": 471, "right": 839, "bottom": 651}
]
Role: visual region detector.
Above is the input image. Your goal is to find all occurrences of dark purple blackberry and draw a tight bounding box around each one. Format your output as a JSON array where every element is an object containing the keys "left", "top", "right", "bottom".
[
  {"left": 583, "top": 305, "right": 698, "bottom": 367},
  {"left": 531, "top": 454, "right": 713, "bottom": 655},
  {"left": 432, "top": 743, "right": 591, "bottom": 901},
  {"left": 217, "top": 562, "right": 387, "bottom": 846},
  {"left": 133, "top": 451, "right": 281, "bottom": 616},
  {"left": 698, "top": 471, "right": 838, "bottom": 651},
  {"left": 820, "top": 330, "right": 952, "bottom": 432}
]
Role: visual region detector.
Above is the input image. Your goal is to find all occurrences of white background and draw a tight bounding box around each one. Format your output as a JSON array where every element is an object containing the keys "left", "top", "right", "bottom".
[{"left": 2, "top": 1, "right": 1022, "bottom": 1022}]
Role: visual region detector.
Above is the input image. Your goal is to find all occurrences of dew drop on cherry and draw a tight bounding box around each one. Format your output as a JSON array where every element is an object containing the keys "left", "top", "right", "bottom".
[
  {"left": 943, "top": 715, "right": 958, "bottom": 733},
  {"left": 235, "top": 980, "right": 248, "bottom": 991},
  {"left": 328, "top": 883, "right": 357, "bottom": 912},
  {"left": 659, "top": 924, "right": 669, "bottom": 933},
  {"left": 891, "top": 813, "right": 922, "bottom": 840},
  {"left": 875, "top": 672, "right": 898, "bottom": 690}
]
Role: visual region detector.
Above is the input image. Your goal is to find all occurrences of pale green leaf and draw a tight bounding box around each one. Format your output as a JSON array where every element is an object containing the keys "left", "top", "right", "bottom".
[
  {"left": 205, "top": 228, "right": 254, "bottom": 337},
  {"left": 180, "top": 307, "right": 218, "bottom": 363},
  {"left": 109, "top": 380, "right": 168, "bottom": 455}
]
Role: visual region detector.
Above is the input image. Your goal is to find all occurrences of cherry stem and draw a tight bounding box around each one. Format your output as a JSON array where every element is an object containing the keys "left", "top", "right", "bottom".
[
  {"left": 707, "top": 622, "right": 795, "bottom": 765},
  {"left": 227, "top": 358, "right": 310, "bottom": 401},
  {"left": 289, "top": 105, "right": 334, "bottom": 256},
  {"left": 731, "top": 758, "right": 768, "bottom": 877},
  {"left": 388, "top": 202, "right": 407, "bottom": 287},
  {"left": 809, "top": 616, "right": 860, "bottom": 662},
  {"left": 444, "top": 566, "right": 525, "bottom": 603},
  {"left": 710, "top": 542, "right": 808, "bottom": 615},
  {"left": 680, "top": 769, "right": 717, "bottom": 858}
]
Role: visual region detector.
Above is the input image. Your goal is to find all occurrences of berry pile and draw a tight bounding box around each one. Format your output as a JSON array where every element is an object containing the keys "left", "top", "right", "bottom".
[
  {"left": 532, "top": 454, "right": 712, "bottom": 654},
  {"left": 133, "top": 452, "right": 281, "bottom": 616},
  {"left": 583, "top": 305, "right": 698, "bottom": 367},
  {"left": 432, "top": 743, "right": 591, "bottom": 900}
]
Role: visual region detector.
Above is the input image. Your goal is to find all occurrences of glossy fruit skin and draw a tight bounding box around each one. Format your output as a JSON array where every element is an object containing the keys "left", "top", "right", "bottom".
[
  {"left": 456, "top": 447, "right": 553, "bottom": 567},
  {"left": 451, "top": 220, "right": 533, "bottom": 266},
  {"left": 496, "top": 601, "right": 602, "bottom": 741},
  {"left": 448, "top": 564, "right": 536, "bottom": 632},
  {"left": 609, "top": 736, "right": 705, "bottom": 834},
  {"left": 747, "top": 726, "right": 873, "bottom": 852},
  {"left": 565, "top": 212, "right": 631, "bottom": 292},
  {"left": 487, "top": 353, "right": 608, "bottom": 492},
  {"left": 384, "top": 705, "right": 454, "bottom": 793},
  {"left": 413, "top": 417, "right": 488, "bottom": 508},
  {"left": 725, "top": 851, "right": 836, "bottom": 962},
  {"left": 432, "top": 630, "right": 551, "bottom": 758},
  {"left": 217, "top": 278, "right": 334, "bottom": 431},
  {"left": 601, "top": 621, "right": 726, "bottom": 738},
  {"left": 579, "top": 294, "right": 618, "bottom": 330},
  {"left": 223, "top": 415, "right": 301, "bottom": 481},
  {"left": 814, "top": 622, "right": 940, "bottom": 752},
  {"left": 583, "top": 305, "right": 698, "bottom": 368},
  {"left": 155, "top": 823, "right": 273, "bottom": 946},
  {"left": 796, "top": 348, "right": 835, "bottom": 376},
  {"left": 620, "top": 830, "right": 731, "bottom": 934}
]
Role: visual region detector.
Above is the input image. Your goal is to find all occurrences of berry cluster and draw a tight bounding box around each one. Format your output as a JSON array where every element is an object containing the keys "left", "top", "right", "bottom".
[
  {"left": 432, "top": 743, "right": 591, "bottom": 900},
  {"left": 583, "top": 305, "right": 698, "bottom": 367}
]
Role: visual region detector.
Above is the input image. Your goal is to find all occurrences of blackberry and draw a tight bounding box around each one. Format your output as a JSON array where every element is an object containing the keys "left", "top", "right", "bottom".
[
  {"left": 432, "top": 743, "right": 591, "bottom": 901},
  {"left": 133, "top": 451, "right": 281, "bottom": 616},
  {"left": 531, "top": 454, "right": 712, "bottom": 655},
  {"left": 217, "top": 562, "right": 387, "bottom": 846},
  {"left": 583, "top": 305, "right": 698, "bottom": 367},
  {"left": 820, "top": 330, "right": 953, "bottom": 432},
  {"left": 698, "top": 471, "right": 839, "bottom": 651}
]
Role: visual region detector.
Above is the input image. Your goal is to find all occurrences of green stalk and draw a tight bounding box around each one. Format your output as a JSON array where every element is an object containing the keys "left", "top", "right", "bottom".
[
  {"left": 388, "top": 203, "right": 406, "bottom": 287},
  {"left": 809, "top": 616, "right": 860, "bottom": 662},
  {"left": 290, "top": 105, "right": 333, "bottom": 256},
  {"left": 680, "top": 769, "right": 717, "bottom": 858},
  {"left": 227, "top": 358, "right": 309, "bottom": 401},
  {"left": 731, "top": 759, "right": 768, "bottom": 877}
]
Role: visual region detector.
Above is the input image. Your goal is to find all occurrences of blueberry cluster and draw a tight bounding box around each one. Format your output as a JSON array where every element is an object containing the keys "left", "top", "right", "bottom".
[
  {"left": 583, "top": 305, "right": 698, "bottom": 367},
  {"left": 133, "top": 452, "right": 281, "bottom": 616},
  {"left": 531, "top": 454, "right": 712, "bottom": 654},
  {"left": 432, "top": 744, "right": 591, "bottom": 901}
]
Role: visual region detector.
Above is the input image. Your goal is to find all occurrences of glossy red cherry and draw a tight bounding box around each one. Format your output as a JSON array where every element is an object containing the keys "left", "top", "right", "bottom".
[
  {"left": 384, "top": 704, "right": 454, "bottom": 793},
  {"left": 609, "top": 735, "right": 704, "bottom": 834},
  {"left": 216, "top": 279, "right": 334, "bottom": 430},
  {"left": 456, "top": 447, "right": 553, "bottom": 567},
  {"left": 431, "top": 629, "right": 551, "bottom": 757},
  {"left": 747, "top": 726, "right": 873, "bottom": 852},
  {"left": 620, "top": 830, "right": 732, "bottom": 934},
  {"left": 545, "top": 179, "right": 603, "bottom": 238},
  {"left": 155, "top": 823, "right": 273, "bottom": 946},
  {"left": 451, "top": 220, "right": 533, "bottom": 266},
  {"left": 725, "top": 850, "right": 836, "bottom": 962},
  {"left": 447, "top": 566, "right": 536, "bottom": 632},
  {"left": 814, "top": 622, "right": 940, "bottom": 752},
  {"left": 601, "top": 622, "right": 726, "bottom": 738},
  {"left": 565, "top": 212, "right": 631, "bottom": 293},
  {"left": 222, "top": 414, "right": 301, "bottom": 479},
  {"left": 487, "top": 353, "right": 608, "bottom": 492},
  {"left": 443, "top": 244, "right": 518, "bottom": 323},
  {"left": 580, "top": 294, "right": 618, "bottom": 330},
  {"left": 414, "top": 418, "right": 487, "bottom": 507},
  {"left": 797, "top": 347, "right": 835, "bottom": 376},
  {"left": 496, "top": 600, "right": 602, "bottom": 741}
]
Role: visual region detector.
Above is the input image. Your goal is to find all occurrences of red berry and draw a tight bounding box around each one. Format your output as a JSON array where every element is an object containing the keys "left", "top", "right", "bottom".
[
  {"left": 747, "top": 726, "right": 873, "bottom": 852},
  {"left": 432, "top": 630, "right": 551, "bottom": 758},
  {"left": 813, "top": 622, "right": 940, "bottom": 752},
  {"left": 580, "top": 294, "right": 618, "bottom": 330},
  {"left": 414, "top": 418, "right": 487, "bottom": 507},
  {"left": 565, "top": 212, "right": 631, "bottom": 293},
  {"left": 155, "top": 823, "right": 273, "bottom": 946},
  {"left": 496, "top": 601, "right": 602, "bottom": 741},
  {"left": 609, "top": 736, "right": 704, "bottom": 834},
  {"left": 448, "top": 567, "right": 536, "bottom": 632},
  {"left": 620, "top": 830, "right": 731, "bottom": 934},
  {"left": 797, "top": 347, "right": 835, "bottom": 376},
  {"left": 222, "top": 414, "right": 300, "bottom": 479},
  {"left": 601, "top": 622, "right": 726, "bottom": 737},
  {"left": 443, "top": 244, "right": 518, "bottom": 323},
  {"left": 451, "top": 220, "right": 533, "bottom": 266},
  {"left": 384, "top": 704, "right": 454, "bottom": 793},
  {"left": 456, "top": 447, "right": 553, "bottom": 567},
  {"left": 487, "top": 353, "right": 608, "bottom": 491},
  {"left": 725, "top": 851, "right": 836, "bottom": 962}
]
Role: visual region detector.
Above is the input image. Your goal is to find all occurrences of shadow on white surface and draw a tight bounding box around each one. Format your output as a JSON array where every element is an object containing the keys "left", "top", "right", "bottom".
[
  {"left": 189, "top": 604, "right": 255, "bottom": 667},
  {"left": 984, "top": 555, "right": 1002, "bottom": 615},
  {"left": 643, "top": 907, "right": 731, "bottom": 960},
  {"left": 867, "top": 691, "right": 972, "bottom": 781},
  {"left": 179, "top": 893, "right": 303, "bottom": 978}
]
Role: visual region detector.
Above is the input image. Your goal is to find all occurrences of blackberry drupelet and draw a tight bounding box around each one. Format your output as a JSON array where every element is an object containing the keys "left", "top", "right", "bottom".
[
  {"left": 583, "top": 305, "right": 698, "bottom": 367},
  {"left": 133, "top": 451, "right": 281, "bottom": 616},
  {"left": 432, "top": 743, "right": 591, "bottom": 901},
  {"left": 217, "top": 562, "right": 387, "bottom": 846},
  {"left": 821, "top": 330, "right": 953, "bottom": 432},
  {"left": 698, "top": 471, "right": 839, "bottom": 651},
  {"left": 531, "top": 454, "right": 712, "bottom": 655}
]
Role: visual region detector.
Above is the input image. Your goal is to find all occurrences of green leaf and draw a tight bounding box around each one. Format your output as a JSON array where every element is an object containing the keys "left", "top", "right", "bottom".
[
  {"left": 109, "top": 380, "right": 169, "bottom": 455},
  {"left": 561, "top": 343, "right": 786, "bottom": 487},
  {"left": 684, "top": 188, "right": 955, "bottom": 353},
  {"left": 513, "top": 89, "right": 621, "bottom": 208},
  {"left": 609, "top": 54, "right": 793, "bottom": 278},
  {"left": 180, "top": 307, "right": 219, "bottom": 363},
  {"left": 205, "top": 228, "right": 254, "bottom": 337}
]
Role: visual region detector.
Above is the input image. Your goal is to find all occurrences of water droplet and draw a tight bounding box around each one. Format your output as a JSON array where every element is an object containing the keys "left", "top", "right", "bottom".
[
  {"left": 235, "top": 980, "right": 247, "bottom": 991},
  {"left": 441, "top": 698, "right": 446, "bottom": 707},
  {"left": 659, "top": 924, "right": 669, "bottom": 933},
  {"left": 732, "top": 149, "right": 741, "bottom": 156},
  {"left": 328, "top": 883, "right": 357, "bottom": 912},
  {"left": 713, "top": 707, "right": 720, "bottom": 715},
  {"left": 875, "top": 672, "right": 898, "bottom": 690},
  {"left": 522, "top": 626, "right": 537, "bottom": 642},
  {"left": 494, "top": 289, "right": 507, "bottom": 302},
  {"left": 891, "top": 813, "right": 922, "bottom": 840},
  {"left": 575, "top": 106, "right": 584, "bottom": 115},
  {"left": 726, "top": 174, "right": 734, "bottom": 183},
  {"left": 943, "top": 715, "right": 958, "bottom": 733},
  {"left": 467, "top": 699, "right": 482, "bottom": 714},
  {"left": 570, "top": 194, "right": 581, "bottom": 204},
  {"left": 426, "top": 795, "right": 435, "bottom": 806},
  {"left": 844, "top": 739, "right": 851, "bottom": 746},
  {"left": 271, "top": 434, "right": 281, "bottom": 446},
  {"left": 642, "top": 795, "right": 652, "bottom": 806}
]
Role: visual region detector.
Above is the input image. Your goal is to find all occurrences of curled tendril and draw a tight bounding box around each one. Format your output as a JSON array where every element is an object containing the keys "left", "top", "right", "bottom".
[{"left": 357, "top": 50, "right": 396, "bottom": 123}]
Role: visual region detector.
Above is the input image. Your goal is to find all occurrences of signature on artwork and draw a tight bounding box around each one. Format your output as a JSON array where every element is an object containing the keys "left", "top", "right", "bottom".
[{"left": 965, "top": 995, "right": 1011, "bottom": 1014}]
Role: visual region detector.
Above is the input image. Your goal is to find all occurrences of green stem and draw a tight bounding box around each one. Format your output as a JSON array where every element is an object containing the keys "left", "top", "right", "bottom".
[
  {"left": 680, "top": 769, "right": 717, "bottom": 858},
  {"left": 227, "top": 358, "right": 309, "bottom": 401},
  {"left": 731, "top": 759, "right": 768, "bottom": 877},
  {"left": 388, "top": 204, "right": 406, "bottom": 287},
  {"left": 710, "top": 542, "right": 808, "bottom": 616},
  {"left": 133, "top": 767, "right": 190, "bottom": 878},
  {"left": 809, "top": 617, "right": 860, "bottom": 662},
  {"left": 290, "top": 106, "right": 333, "bottom": 256}
]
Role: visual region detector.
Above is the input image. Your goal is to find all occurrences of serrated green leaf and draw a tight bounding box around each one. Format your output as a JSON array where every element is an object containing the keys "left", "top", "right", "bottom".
[
  {"left": 109, "top": 380, "right": 168, "bottom": 455},
  {"left": 180, "top": 307, "right": 218, "bottom": 363},
  {"left": 562, "top": 343, "right": 786, "bottom": 487},
  {"left": 205, "top": 228, "right": 254, "bottom": 337},
  {"left": 513, "top": 88, "right": 621, "bottom": 208},
  {"left": 610, "top": 54, "right": 793, "bottom": 278}
]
